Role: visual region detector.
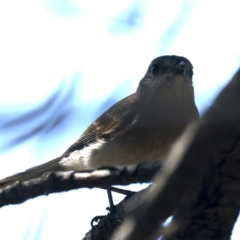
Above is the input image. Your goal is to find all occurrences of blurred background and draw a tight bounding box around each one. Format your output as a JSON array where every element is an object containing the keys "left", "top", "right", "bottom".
[{"left": 0, "top": 0, "right": 239, "bottom": 239}]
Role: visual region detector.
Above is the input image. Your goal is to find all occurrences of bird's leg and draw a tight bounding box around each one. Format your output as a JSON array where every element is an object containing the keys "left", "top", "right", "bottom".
[
  {"left": 106, "top": 186, "right": 136, "bottom": 196},
  {"left": 99, "top": 186, "right": 136, "bottom": 210},
  {"left": 90, "top": 189, "right": 115, "bottom": 227},
  {"left": 107, "top": 189, "right": 114, "bottom": 210}
]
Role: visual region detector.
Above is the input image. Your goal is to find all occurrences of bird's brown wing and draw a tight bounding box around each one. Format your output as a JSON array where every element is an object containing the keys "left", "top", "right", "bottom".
[{"left": 62, "top": 93, "right": 140, "bottom": 156}]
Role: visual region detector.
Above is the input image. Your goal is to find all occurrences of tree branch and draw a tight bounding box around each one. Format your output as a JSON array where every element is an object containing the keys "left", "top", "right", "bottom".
[
  {"left": 164, "top": 68, "right": 240, "bottom": 240},
  {"left": 0, "top": 161, "right": 162, "bottom": 208},
  {"left": 110, "top": 68, "right": 240, "bottom": 240}
]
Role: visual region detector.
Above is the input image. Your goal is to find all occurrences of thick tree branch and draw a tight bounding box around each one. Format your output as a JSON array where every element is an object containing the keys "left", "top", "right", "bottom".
[
  {"left": 165, "top": 68, "right": 240, "bottom": 240},
  {"left": 109, "top": 68, "right": 240, "bottom": 240},
  {"left": 165, "top": 137, "right": 240, "bottom": 240},
  {"left": 0, "top": 161, "right": 161, "bottom": 208}
]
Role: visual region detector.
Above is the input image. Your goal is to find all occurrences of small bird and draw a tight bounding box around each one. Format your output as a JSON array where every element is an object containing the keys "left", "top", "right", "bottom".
[{"left": 0, "top": 55, "right": 199, "bottom": 189}]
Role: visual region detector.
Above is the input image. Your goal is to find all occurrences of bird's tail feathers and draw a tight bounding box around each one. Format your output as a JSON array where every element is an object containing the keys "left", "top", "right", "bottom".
[{"left": 0, "top": 157, "right": 64, "bottom": 189}]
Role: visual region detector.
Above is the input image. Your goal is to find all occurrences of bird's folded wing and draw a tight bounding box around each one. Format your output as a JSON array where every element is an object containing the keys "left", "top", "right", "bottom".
[{"left": 62, "top": 93, "right": 140, "bottom": 156}]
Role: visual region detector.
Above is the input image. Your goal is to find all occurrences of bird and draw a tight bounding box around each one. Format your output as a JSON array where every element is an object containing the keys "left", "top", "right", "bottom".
[{"left": 0, "top": 55, "right": 199, "bottom": 190}]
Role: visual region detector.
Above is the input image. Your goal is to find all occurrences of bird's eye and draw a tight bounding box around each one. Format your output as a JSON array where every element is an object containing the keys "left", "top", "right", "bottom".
[{"left": 150, "top": 64, "right": 159, "bottom": 75}]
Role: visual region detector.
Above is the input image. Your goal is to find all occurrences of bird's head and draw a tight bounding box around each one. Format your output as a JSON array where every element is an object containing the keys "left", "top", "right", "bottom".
[{"left": 137, "top": 55, "right": 195, "bottom": 104}]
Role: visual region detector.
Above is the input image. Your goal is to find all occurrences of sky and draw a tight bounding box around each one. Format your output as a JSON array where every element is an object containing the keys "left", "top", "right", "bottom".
[{"left": 0, "top": 0, "right": 240, "bottom": 239}]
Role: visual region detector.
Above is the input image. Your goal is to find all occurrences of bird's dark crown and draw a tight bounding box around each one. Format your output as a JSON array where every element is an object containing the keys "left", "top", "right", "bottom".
[{"left": 147, "top": 55, "right": 193, "bottom": 78}]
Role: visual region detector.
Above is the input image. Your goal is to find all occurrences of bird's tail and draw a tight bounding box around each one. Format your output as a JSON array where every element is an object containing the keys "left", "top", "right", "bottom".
[{"left": 0, "top": 157, "right": 64, "bottom": 189}]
